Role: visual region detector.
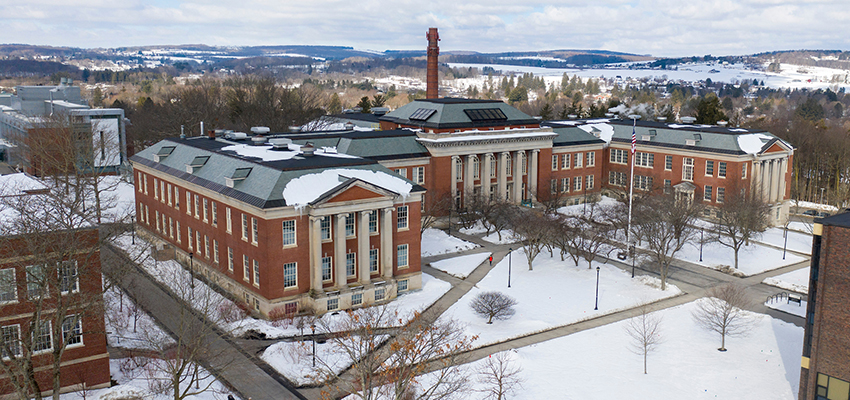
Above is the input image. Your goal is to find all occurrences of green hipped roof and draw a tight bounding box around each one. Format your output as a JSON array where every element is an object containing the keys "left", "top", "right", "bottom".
[{"left": 380, "top": 98, "right": 540, "bottom": 129}]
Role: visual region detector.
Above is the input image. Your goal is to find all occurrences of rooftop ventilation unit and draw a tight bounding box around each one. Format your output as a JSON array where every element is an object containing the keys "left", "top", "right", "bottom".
[
  {"left": 717, "top": 121, "right": 728, "bottom": 126},
  {"left": 185, "top": 156, "right": 210, "bottom": 173},
  {"left": 656, "top": 116, "right": 667, "bottom": 122},
  {"left": 251, "top": 136, "right": 267, "bottom": 145},
  {"left": 250, "top": 126, "right": 270, "bottom": 134},
  {"left": 681, "top": 116, "right": 697, "bottom": 124},
  {"left": 154, "top": 146, "right": 175, "bottom": 162},
  {"left": 269, "top": 138, "right": 292, "bottom": 149},
  {"left": 224, "top": 131, "right": 248, "bottom": 140},
  {"left": 301, "top": 142, "right": 316, "bottom": 157},
  {"left": 344, "top": 122, "right": 355, "bottom": 130},
  {"left": 372, "top": 107, "right": 389, "bottom": 116}
]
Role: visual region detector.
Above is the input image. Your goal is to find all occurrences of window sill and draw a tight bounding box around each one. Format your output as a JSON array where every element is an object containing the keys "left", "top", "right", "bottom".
[
  {"left": 65, "top": 343, "right": 84, "bottom": 350},
  {"left": 282, "top": 244, "right": 297, "bottom": 249}
]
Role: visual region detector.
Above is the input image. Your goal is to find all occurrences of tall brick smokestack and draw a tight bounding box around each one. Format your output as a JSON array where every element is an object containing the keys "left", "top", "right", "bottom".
[{"left": 426, "top": 27, "right": 440, "bottom": 99}]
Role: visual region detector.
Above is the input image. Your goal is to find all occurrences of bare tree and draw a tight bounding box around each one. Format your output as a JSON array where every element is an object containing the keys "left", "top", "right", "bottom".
[
  {"left": 633, "top": 193, "right": 704, "bottom": 290},
  {"left": 712, "top": 185, "right": 771, "bottom": 269},
  {"left": 476, "top": 351, "right": 523, "bottom": 400},
  {"left": 692, "top": 284, "right": 755, "bottom": 351},
  {"left": 509, "top": 210, "right": 553, "bottom": 271},
  {"left": 470, "top": 292, "right": 517, "bottom": 324},
  {"left": 421, "top": 192, "right": 453, "bottom": 234},
  {"left": 624, "top": 304, "right": 663, "bottom": 374}
]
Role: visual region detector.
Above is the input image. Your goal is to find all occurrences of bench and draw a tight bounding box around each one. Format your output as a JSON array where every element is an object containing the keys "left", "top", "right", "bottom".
[{"left": 788, "top": 294, "right": 802, "bottom": 306}]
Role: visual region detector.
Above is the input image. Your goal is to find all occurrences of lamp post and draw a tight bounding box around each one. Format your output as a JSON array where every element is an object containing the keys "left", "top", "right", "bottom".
[
  {"left": 311, "top": 323, "right": 316, "bottom": 368},
  {"left": 820, "top": 187, "right": 826, "bottom": 205},
  {"left": 188, "top": 252, "right": 195, "bottom": 290},
  {"left": 594, "top": 266, "right": 600, "bottom": 310},
  {"left": 783, "top": 224, "right": 788, "bottom": 260},
  {"left": 507, "top": 248, "right": 512, "bottom": 288},
  {"left": 699, "top": 227, "right": 704, "bottom": 262},
  {"left": 630, "top": 244, "right": 636, "bottom": 278}
]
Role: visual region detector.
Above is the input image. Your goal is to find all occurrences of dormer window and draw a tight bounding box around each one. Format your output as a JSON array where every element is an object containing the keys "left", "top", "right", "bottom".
[
  {"left": 154, "top": 146, "right": 175, "bottom": 162},
  {"left": 185, "top": 156, "right": 210, "bottom": 173},
  {"left": 225, "top": 168, "right": 252, "bottom": 188}
]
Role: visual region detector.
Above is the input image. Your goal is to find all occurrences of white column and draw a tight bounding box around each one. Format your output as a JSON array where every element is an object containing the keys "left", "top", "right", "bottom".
[
  {"left": 450, "top": 156, "right": 458, "bottom": 203},
  {"left": 751, "top": 160, "right": 760, "bottom": 198},
  {"left": 768, "top": 160, "right": 776, "bottom": 203},
  {"left": 358, "top": 210, "right": 371, "bottom": 285},
  {"left": 482, "top": 153, "right": 492, "bottom": 200},
  {"left": 334, "top": 213, "right": 347, "bottom": 288},
  {"left": 529, "top": 150, "right": 539, "bottom": 201},
  {"left": 464, "top": 154, "right": 475, "bottom": 202},
  {"left": 381, "top": 207, "right": 394, "bottom": 279},
  {"left": 774, "top": 159, "right": 783, "bottom": 202},
  {"left": 513, "top": 151, "right": 524, "bottom": 202},
  {"left": 779, "top": 158, "right": 788, "bottom": 201},
  {"left": 309, "top": 216, "right": 323, "bottom": 292},
  {"left": 498, "top": 152, "right": 508, "bottom": 200}
]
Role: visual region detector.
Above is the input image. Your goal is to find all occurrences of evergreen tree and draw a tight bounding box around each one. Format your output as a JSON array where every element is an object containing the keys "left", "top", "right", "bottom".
[
  {"left": 694, "top": 93, "right": 728, "bottom": 124},
  {"left": 327, "top": 93, "right": 342, "bottom": 114},
  {"left": 539, "top": 103, "right": 554, "bottom": 120},
  {"left": 795, "top": 97, "right": 824, "bottom": 121},
  {"left": 357, "top": 96, "right": 371, "bottom": 113}
]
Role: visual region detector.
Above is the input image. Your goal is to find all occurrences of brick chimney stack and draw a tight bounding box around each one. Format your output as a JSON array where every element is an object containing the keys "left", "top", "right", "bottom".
[{"left": 426, "top": 27, "right": 440, "bottom": 99}]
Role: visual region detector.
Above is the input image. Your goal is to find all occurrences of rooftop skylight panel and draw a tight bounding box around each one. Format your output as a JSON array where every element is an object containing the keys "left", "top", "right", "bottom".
[
  {"left": 464, "top": 108, "right": 507, "bottom": 122},
  {"left": 409, "top": 108, "right": 437, "bottom": 121}
]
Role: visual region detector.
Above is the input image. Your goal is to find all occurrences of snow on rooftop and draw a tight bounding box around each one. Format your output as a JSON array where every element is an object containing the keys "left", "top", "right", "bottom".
[
  {"left": 0, "top": 173, "right": 47, "bottom": 197},
  {"left": 737, "top": 133, "right": 773, "bottom": 155},
  {"left": 220, "top": 143, "right": 359, "bottom": 161},
  {"left": 577, "top": 123, "right": 615, "bottom": 143},
  {"left": 548, "top": 120, "right": 582, "bottom": 126},
  {"left": 282, "top": 168, "right": 412, "bottom": 209},
  {"left": 729, "top": 128, "right": 749, "bottom": 132},
  {"left": 417, "top": 130, "right": 556, "bottom": 144}
]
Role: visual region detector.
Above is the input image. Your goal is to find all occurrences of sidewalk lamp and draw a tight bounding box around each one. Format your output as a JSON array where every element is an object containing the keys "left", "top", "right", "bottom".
[
  {"left": 311, "top": 323, "right": 317, "bottom": 367},
  {"left": 783, "top": 224, "right": 788, "bottom": 260},
  {"left": 594, "top": 266, "right": 600, "bottom": 310},
  {"left": 188, "top": 252, "right": 195, "bottom": 289},
  {"left": 630, "top": 245, "right": 636, "bottom": 278},
  {"left": 820, "top": 187, "right": 826, "bottom": 205},
  {"left": 507, "top": 248, "right": 513, "bottom": 288},
  {"left": 699, "top": 227, "right": 704, "bottom": 262}
]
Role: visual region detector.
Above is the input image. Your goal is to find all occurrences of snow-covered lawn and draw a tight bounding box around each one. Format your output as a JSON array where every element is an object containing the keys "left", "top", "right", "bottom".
[
  {"left": 766, "top": 298, "right": 807, "bottom": 318},
  {"left": 444, "top": 248, "right": 681, "bottom": 346},
  {"left": 430, "top": 253, "right": 492, "bottom": 279},
  {"left": 674, "top": 240, "right": 807, "bottom": 277},
  {"left": 421, "top": 228, "right": 478, "bottom": 257},
  {"left": 458, "top": 222, "right": 516, "bottom": 245},
  {"left": 787, "top": 221, "right": 814, "bottom": 234},
  {"left": 461, "top": 301, "right": 802, "bottom": 400},
  {"left": 104, "top": 284, "right": 173, "bottom": 350},
  {"left": 756, "top": 228, "right": 813, "bottom": 255},
  {"left": 59, "top": 358, "right": 233, "bottom": 400},
  {"left": 763, "top": 267, "right": 810, "bottom": 294}
]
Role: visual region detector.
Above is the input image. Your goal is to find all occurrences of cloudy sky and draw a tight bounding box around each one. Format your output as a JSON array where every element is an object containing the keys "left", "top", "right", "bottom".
[{"left": 3, "top": 0, "right": 849, "bottom": 57}]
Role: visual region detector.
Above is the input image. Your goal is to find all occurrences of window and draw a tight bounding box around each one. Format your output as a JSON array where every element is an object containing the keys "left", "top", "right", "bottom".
[
  {"left": 741, "top": 163, "right": 747, "bottom": 179},
  {"left": 610, "top": 149, "right": 628, "bottom": 164},
  {"left": 455, "top": 158, "right": 463, "bottom": 181},
  {"left": 33, "top": 320, "right": 52, "bottom": 353},
  {"left": 174, "top": 186, "right": 179, "bottom": 209},
  {"left": 62, "top": 316, "right": 82, "bottom": 346},
  {"left": 574, "top": 153, "right": 583, "bottom": 168},
  {"left": 489, "top": 155, "right": 497, "bottom": 178},
  {"left": 243, "top": 255, "right": 250, "bottom": 281},
  {"left": 251, "top": 218, "right": 258, "bottom": 245},
  {"left": 397, "top": 244, "right": 409, "bottom": 268},
  {"left": 321, "top": 216, "right": 331, "bottom": 240},
  {"left": 522, "top": 153, "right": 528, "bottom": 175},
  {"left": 397, "top": 206, "right": 408, "bottom": 230},
  {"left": 473, "top": 156, "right": 480, "bottom": 179},
  {"left": 634, "top": 175, "right": 652, "bottom": 191},
  {"left": 552, "top": 155, "right": 558, "bottom": 171},
  {"left": 211, "top": 202, "right": 217, "bottom": 226},
  {"left": 327, "top": 297, "right": 338, "bottom": 310},
  {"left": 168, "top": 218, "right": 174, "bottom": 238},
  {"left": 817, "top": 373, "right": 850, "bottom": 400},
  {"left": 241, "top": 214, "right": 248, "bottom": 241},
  {"left": 284, "top": 302, "right": 297, "bottom": 316},
  {"left": 1, "top": 325, "right": 20, "bottom": 358},
  {"left": 153, "top": 178, "right": 159, "bottom": 200},
  {"left": 717, "top": 187, "right": 725, "bottom": 203},
  {"left": 369, "top": 212, "right": 378, "bottom": 234},
  {"left": 506, "top": 155, "right": 512, "bottom": 176},
  {"left": 253, "top": 260, "right": 260, "bottom": 287},
  {"left": 137, "top": 173, "right": 142, "bottom": 192},
  {"left": 706, "top": 161, "right": 715, "bottom": 176},
  {"left": 665, "top": 155, "right": 673, "bottom": 171},
  {"left": 369, "top": 249, "right": 379, "bottom": 273},
  {"left": 176, "top": 221, "right": 181, "bottom": 243},
  {"left": 550, "top": 179, "right": 558, "bottom": 194},
  {"left": 704, "top": 185, "right": 713, "bottom": 202},
  {"left": 346, "top": 253, "right": 356, "bottom": 277},
  {"left": 561, "top": 177, "right": 569, "bottom": 193},
  {"left": 586, "top": 152, "right": 596, "bottom": 167},
  {"left": 0, "top": 269, "right": 14, "bottom": 304},
  {"left": 574, "top": 176, "right": 582, "bottom": 191},
  {"left": 635, "top": 152, "right": 654, "bottom": 168},
  {"left": 204, "top": 236, "right": 210, "bottom": 258},
  {"left": 562, "top": 154, "right": 570, "bottom": 169},
  {"left": 282, "top": 220, "right": 296, "bottom": 246},
  {"left": 664, "top": 179, "right": 672, "bottom": 193},
  {"left": 26, "top": 265, "right": 45, "bottom": 299},
  {"left": 414, "top": 166, "right": 425, "bottom": 184},
  {"left": 322, "top": 257, "right": 332, "bottom": 281},
  {"left": 196, "top": 232, "right": 201, "bottom": 254},
  {"left": 609, "top": 171, "right": 627, "bottom": 187},
  {"left": 213, "top": 240, "right": 219, "bottom": 263},
  {"left": 227, "top": 248, "right": 234, "bottom": 272},
  {"left": 395, "top": 168, "right": 407, "bottom": 178},
  {"left": 398, "top": 279, "right": 409, "bottom": 292},
  {"left": 186, "top": 192, "right": 191, "bottom": 215},
  {"left": 155, "top": 210, "right": 160, "bottom": 232},
  {"left": 351, "top": 293, "right": 362, "bottom": 306},
  {"left": 226, "top": 207, "right": 232, "bottom": 233},
  {"left": 203, "top": 198, "right": 209, "bottom": 222},
  {"left": 683, "top": 157, "right": 694, "bottom": 181},
  {"left": 59, "top": 260, "right": 79, "bottom": 294},
  {"left": 345, "top": 213, "right": 356, "bottom": 237},
  {"left": 586, "top": 175, "right": 595, "bottom": 190},
  {"left": 719, "top": 161, "right": 727, "bottom": 178},
  {"left": 375, "top": 288, "right": 386, "bottom": 301},
  {"left": 194, "top": 195, "right": 200, "bottom": 218},
  {"left": 143, "top": 175, "right": 148, "bottom": 194},
  {"left": 167, "top": 184, "right": 172, "bottom": 205},
  {"left": 283, "top": 262, "right": 297, "bottom": 288}
]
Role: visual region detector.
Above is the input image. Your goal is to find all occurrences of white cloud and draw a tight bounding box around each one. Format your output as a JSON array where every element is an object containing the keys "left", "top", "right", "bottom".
[{"left": 0, "top": 0, "right": 848, "bottom": 57}]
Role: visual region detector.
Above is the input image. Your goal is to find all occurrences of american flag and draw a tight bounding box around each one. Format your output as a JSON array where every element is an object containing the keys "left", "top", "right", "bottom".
[{"left": 631, "top": 123, "right": 637, "bottom": 154}]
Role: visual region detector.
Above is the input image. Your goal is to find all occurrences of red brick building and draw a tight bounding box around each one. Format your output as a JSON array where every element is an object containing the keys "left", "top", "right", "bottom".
[
  {"left": 131, "top": 137, "right": 424, "bottom": 316},
  {"left": 0, "top": 173, "right": 110, "bottom": 397},
  {"left": 799, "top": 213, "right": 850, "bottom": 400}
]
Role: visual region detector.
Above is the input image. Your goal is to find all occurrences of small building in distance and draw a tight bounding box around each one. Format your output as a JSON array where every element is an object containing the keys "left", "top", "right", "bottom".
[{"left": 799, "top": 212, "right": 850, "bottom": 400}]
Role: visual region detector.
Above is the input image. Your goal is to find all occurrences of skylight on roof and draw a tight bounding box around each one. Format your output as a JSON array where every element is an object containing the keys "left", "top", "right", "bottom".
[
  {"left": 189, "top": 156, "right": 210, "bottom": 167},
  {"left": 464, "top": 108, "right": 507, "bottom": 122},
  {"left": 409, "top": 108, "right": 437, "bottom": 121}
]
